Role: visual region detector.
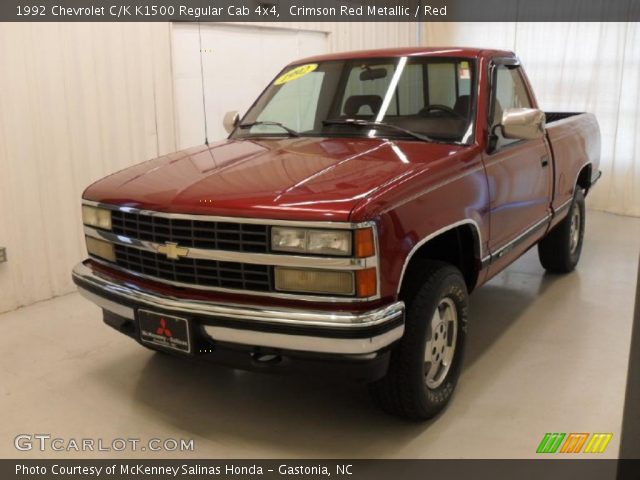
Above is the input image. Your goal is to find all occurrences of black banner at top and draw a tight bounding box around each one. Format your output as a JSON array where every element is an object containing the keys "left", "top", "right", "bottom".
[{"left": 0, "top": 0, "right": 639, "bottom": 22}]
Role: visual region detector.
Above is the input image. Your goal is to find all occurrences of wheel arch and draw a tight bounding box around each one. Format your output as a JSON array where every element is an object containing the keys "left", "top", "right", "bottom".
[
  {"left": 576, "top": 162, "right": 593, "bottom": 193},
  {"left": 397, "top": 220, "right": 483, "bottom": 295}
]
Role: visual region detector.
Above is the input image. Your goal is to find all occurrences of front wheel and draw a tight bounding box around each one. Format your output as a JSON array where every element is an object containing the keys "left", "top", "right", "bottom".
[
  {"left": 538, "top": 189, "right": 586, "bottom": 273},
  {"left": 369, "top": 261, "right": 468, "bottom": 420}
]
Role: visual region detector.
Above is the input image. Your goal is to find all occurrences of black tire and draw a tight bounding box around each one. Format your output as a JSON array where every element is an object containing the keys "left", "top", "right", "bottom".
[
  {"left": 370, "top": 260, "right": 468, "bottom": 420},
  {"left": 538, "top": 189, "right": 585, "bottom": 273}
]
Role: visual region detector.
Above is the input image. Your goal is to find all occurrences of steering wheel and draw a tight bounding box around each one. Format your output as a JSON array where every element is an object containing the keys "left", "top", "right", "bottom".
[{"left": 420, "top": 104, "right": 464, "bottom": 119}]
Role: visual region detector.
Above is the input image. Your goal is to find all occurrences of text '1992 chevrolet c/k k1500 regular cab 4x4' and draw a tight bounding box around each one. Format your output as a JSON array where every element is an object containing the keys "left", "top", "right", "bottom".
[{"left": 73, "top": 47, "right": 601, "bottom": 419}]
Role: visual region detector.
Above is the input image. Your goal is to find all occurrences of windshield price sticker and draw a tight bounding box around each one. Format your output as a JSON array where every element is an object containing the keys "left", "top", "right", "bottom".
[{"left": 274, "top": 64, "right": 318, "bottom": 85}]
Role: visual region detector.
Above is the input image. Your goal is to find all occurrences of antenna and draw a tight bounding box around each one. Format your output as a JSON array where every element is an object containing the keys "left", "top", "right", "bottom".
[{"left": 197, "top": 22, "right": 210, "bottom": 146}]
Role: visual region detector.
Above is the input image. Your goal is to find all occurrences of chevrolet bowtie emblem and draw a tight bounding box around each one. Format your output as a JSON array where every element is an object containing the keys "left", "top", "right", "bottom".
[{"left": 157, "top": 242, "right": 189, "bottom": 260}]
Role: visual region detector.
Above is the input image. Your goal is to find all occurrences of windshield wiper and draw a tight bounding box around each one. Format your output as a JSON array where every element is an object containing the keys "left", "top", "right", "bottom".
[
  {"left": 238, "top": 121, "right": 300, "bottom": 137},
  {"left": 322, "top": 118, "right": 435, "bottom": 143}
]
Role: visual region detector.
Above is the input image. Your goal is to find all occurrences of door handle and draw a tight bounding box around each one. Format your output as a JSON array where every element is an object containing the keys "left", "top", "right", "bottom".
[{"left": 540, "top": 155, "right": 549, "bottom": 167}]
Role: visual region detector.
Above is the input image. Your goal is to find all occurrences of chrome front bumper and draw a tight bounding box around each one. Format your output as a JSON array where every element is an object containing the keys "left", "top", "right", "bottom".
[{"left": 72, "top": 262, "right": 405, "bottom": 355}]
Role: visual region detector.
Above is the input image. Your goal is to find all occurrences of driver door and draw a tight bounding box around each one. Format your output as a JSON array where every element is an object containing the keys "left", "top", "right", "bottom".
[{"left": 483, "top": 62, "right": 553, "bottom": 270}]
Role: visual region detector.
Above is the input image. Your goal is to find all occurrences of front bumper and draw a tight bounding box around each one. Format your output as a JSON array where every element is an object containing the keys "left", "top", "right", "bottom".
[{"left": 72, "top": 262, "right": 404, "bottom": 356}]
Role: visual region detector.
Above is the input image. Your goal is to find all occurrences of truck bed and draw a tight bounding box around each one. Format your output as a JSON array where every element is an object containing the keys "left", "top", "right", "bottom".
[{"left": 545, "top": 112, "right": 601, "bottom": 213}]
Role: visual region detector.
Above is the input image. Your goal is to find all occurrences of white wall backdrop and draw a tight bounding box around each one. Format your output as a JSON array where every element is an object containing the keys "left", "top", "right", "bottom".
[
  {"left": 173, "top": 24, "right": 328, "bottom": 148},
  {"left": 240, "top": 21, "right": 420, "bottom": 52},
  {"left": 0, "top": 21, "right": 418, "bottom": 313},
  {"left": 2, "top": 21, "right": 636, "bottom": 313},
  {"left": 424, "top": 22, "right": 640, "bottom": 217},
  {"left": 0, "top": 22, "right": 177, "bottom": 313},
  {"left": 173, "top": 22, "right": 420, "bottom": 148}
]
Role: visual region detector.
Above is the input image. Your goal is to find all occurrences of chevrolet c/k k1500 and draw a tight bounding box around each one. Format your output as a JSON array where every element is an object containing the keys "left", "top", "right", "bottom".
[{"left": 73, "top": 47, "right": 601, "bottom": 419}]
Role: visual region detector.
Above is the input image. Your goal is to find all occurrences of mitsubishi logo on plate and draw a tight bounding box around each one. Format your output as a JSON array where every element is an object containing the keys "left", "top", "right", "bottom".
[
  {"left": 156, "top": 318, "right": 172, "bottom": 338},
  {"left": 157, "top": 241, "right": 189, "bottom": 260}
]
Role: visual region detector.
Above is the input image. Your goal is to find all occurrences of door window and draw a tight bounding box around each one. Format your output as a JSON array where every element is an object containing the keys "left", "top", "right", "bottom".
[
  {"left": 492, "top": 65, "right": 533, "bottom": 147},
  {"left": 492, "top": 66, "right": 532, "bottom": 126}
]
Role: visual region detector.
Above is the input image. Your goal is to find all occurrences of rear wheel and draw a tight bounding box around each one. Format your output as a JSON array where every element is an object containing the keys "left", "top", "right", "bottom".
[
  {"left": 538, "top": 189, "right": 585, "bottom": 273},
  {"left": 369, "top": 260, "right": 468, "bottom": 420}
]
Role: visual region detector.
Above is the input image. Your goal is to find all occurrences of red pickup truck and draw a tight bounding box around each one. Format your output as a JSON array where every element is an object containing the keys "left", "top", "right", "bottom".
[{"left": 73, "top": 47, "right": 601, "bottom": 419}]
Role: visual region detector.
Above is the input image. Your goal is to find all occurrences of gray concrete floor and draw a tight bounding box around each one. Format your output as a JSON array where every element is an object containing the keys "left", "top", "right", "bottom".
[{"left": 1, "top": 210, "right": 638, "bottom": 459}]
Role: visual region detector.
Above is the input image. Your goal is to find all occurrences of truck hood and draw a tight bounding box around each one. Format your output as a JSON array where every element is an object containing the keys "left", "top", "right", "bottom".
[{"left": 83, "top": 137, "right": 465, "bottom": 221}]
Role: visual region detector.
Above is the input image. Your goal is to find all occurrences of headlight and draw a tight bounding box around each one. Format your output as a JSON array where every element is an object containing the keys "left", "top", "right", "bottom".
[
  {"left": 271, "top": 227, "right": 352, "bottom": 256},
  {"left": 275, "top": 268, "right": 354, "bottom": 295},
  {"left": 82, "top": 205, "right": 112, "bottom": 230},
  {"left": 306, "top": 230, "right": 352, "bottom": 256},
  {"left": 85, "top": 236, "right": 116, "bottom": 262},
  {"left": 271, "top": 227, "right": 374, "bottom": 257},
  {"left": 271, "top": 228, "right": 308, "bottom": 254}
]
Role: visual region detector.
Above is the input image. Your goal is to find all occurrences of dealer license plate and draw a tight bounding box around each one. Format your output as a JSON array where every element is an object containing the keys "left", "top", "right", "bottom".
[{"left": 138, "top": 310, "right": 192, "bottom": 354}]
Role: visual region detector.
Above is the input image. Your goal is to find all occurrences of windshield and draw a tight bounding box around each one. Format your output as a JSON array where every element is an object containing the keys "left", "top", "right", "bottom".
[{"left": 233, "top": 56, "right": 476, "bottom": 144}]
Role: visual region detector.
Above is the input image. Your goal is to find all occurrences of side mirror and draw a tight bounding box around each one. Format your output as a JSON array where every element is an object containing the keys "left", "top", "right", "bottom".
[
  {"left": 501, "top": 108, "right": 545, "bottom": 140},
  {"left": 223, "top": 111, "right": 240, "bottom": 134}
]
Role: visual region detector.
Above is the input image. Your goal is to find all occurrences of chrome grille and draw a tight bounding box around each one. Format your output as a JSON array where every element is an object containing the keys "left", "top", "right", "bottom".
[
  {"left": 111, "top": 244, "right": 272, "bottom": 292},
  {"left": 110, "top": 210, "right": 269, "bottom": 253}
]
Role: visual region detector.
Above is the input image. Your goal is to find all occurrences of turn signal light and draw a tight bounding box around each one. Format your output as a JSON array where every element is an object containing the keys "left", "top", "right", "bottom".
[
  {"left": 354, "top": 228, "right": 375, "bottom": 258},
  {"left": 356, "top": 268, "right": 377, "bottom": 297}
]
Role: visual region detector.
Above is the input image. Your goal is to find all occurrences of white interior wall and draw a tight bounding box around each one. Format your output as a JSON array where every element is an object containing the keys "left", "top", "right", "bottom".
[
  {"left": 4, "top": 20, "right": 636, "bottom": 313},
  {"left": 237, "top": 21, "right": 420, "bottom": 53},
  {"left": 0, "top": 22, "right": 177, "bottom": 313},
  {"left": 4, "top": 19, "right": 636, "bottom": 313},
  {"left": 173, "top": 24, "right": 328, "bottom": 148},
  {"left": 423, "top": 22, "right": 640, "bottom": 217},
  {"left": 173, "top": 22, "right": 419, "bottom": 148},
  {"left": 0, "top": 21, "right": 418, "bottom": 313}
]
